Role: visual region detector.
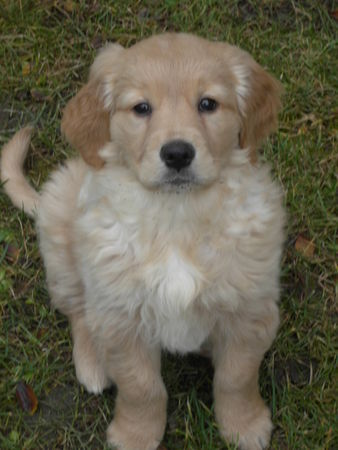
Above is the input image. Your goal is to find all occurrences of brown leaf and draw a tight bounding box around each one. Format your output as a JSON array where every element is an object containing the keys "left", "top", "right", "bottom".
[
  {"left": 5, "top": 243, "right": 21, "bottom": 263},
  {"left": 295, "top": 236, "right": 315, "bottom": 258},
  {"left": 16, "top": 381, "right": 38, "bottom": 415},
  {"left": 330, "top": 10, "right": 338, "bottom": 20},
  {"left": 157, "top": 446, "right": 168, "bottom": 450}
]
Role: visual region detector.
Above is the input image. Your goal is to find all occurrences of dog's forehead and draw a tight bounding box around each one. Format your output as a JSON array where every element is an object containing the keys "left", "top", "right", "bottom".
[
  {"left": 119, "top": 33, "right": 233, "bottom": 86},
  {"left": 128, "top": 33, "right": 215, "bottom": 58}
]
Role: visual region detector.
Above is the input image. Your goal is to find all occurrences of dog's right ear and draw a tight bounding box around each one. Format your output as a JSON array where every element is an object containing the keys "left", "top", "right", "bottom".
[{"left": 61, "top": 43, "right": 124, "bottom": 168}]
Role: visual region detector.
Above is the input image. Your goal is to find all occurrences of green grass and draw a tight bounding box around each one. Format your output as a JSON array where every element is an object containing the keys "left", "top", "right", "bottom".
[{"left": 0, "top": 1, "right": 337, "bottom": 449}]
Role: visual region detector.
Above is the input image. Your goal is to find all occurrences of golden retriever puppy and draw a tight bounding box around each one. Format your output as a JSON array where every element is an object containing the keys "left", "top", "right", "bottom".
[{"left": 1, "top": 33, "right": 284, "bottom": 450}]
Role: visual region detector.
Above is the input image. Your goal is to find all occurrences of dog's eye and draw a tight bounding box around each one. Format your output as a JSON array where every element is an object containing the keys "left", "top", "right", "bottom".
[
  {"left": 133, "top": 102, "right": 152, "bottom": 116},
  {"left": 198, "top": 97, "right": 218, "bottom": 113}
]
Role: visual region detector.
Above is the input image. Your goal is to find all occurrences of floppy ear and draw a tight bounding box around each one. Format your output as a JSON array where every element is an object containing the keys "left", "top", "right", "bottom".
[
  {"left": 61, "top": 43, "right": 124, "bottom": 168},
  {"left": 232, "top": 51, "right": 282, "bottom": 157}
]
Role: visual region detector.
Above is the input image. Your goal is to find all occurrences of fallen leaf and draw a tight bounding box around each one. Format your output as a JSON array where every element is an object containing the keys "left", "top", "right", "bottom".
[
  {"left": 157, "top": 445, "right": 168, "bottom": 450},
  {"left": 5, "top": 243, "right": 21, "bottom": 263},
  {"left": 330, "top": 10, "right": 338, "bottom": 20},
  {"left": 295, "top": 236, "right": 315, "bottom": 258},
  {"left": 16, "top": 381, "right": 38, "bottom": 415},
  {"left": 22, "top": 62, "right": 31, "bottom": 76}
]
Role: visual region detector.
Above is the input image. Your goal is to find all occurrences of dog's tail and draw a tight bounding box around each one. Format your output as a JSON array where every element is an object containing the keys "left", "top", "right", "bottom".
[{"left": 1, "top": 127, "right": 40, "bottom": 217}]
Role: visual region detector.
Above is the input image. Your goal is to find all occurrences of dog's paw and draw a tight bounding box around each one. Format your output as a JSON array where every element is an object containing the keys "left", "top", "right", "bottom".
[
  {"left": 236, "top": 410, "right": 272, "bottom": 450},
  {"left": 107, "top": 419, "right": 162, "bottom": 450},
  {"left": 73, "top": 345, "right": 110, "bottom": 394},
  {"left": 219, "top": 404, "right": 272, "bottom": 450}
]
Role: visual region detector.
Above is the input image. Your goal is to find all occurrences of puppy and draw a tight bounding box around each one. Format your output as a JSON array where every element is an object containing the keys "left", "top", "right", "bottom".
[{"left": 1, "top": 33, "right": 284, "bottom": 450}]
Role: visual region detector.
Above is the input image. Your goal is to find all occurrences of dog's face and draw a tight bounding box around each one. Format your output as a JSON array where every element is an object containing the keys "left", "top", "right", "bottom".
[
  {"left": 110, "top": 36, "right": 242, "bottom": 190},
  {"left": 62, "top": 34, "right": 281, "bottom": 191}
]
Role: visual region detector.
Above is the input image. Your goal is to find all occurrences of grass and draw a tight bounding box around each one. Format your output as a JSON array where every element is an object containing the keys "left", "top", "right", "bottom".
[{"left": 0, "top": 1, "right": 336, "bottom": 449}]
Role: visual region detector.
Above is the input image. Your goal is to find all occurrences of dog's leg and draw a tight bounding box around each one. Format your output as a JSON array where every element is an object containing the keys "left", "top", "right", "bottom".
[
  {"left": 106, "top": 339, "right": 167, "bottom": 450},
  {"left": 70, "top": 313, "right": 111, "bottom": 394},
  {"left": 212, "top": 305, "right": 279, "bottom": 450}
]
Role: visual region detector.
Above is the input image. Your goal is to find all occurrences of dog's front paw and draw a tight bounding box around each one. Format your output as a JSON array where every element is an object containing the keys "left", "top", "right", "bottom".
[
  {"left": 235, "top": 408, "right": 272, "bottom": 450},
  {"left": 217, "top": 403, "right": 272, "bottom": 450},
  {"left": 107, "top": 419, "right": 162, "bottom": 450}
]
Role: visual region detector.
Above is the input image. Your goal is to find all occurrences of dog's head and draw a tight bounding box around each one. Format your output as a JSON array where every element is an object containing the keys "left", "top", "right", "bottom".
[{"left": 62, "top": 33, "right": 281, "bottom": 191}]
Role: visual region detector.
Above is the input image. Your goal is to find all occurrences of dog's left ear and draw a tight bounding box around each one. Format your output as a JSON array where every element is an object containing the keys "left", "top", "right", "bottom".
[
  {"left": 230, "top": 48, "right": 282, "bottom": 157},
  {"left": 61, "top": 43, "right": 124, "bottom": 168}
]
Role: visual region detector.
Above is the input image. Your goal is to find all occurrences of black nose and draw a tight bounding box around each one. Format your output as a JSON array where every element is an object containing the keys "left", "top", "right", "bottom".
[{"left": 160, "top": 140, "right": 195, "bottom": 172}]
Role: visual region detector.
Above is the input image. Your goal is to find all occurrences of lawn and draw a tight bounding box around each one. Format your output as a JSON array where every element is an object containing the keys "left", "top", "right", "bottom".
[{"left": 0, "top": 1, "right": 336, "bottom": 449}]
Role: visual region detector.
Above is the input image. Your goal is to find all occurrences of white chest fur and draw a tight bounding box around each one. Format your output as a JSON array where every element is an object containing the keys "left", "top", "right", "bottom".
[
  {"left": 139, "top": 249, "right": 214, "bottom": 352},
  {"left": 75, "top": 151, "right": 284, "bottom": 353}
]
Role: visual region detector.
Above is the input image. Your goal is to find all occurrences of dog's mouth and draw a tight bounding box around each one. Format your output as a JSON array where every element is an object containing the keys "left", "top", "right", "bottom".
[{"left": 161, "top": 169, "right": 197, "bottom": 189}]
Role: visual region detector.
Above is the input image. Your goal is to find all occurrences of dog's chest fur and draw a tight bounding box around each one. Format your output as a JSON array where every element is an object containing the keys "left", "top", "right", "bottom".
[{"left": 63, "top": 151, "right": 283, "bottom": 353}]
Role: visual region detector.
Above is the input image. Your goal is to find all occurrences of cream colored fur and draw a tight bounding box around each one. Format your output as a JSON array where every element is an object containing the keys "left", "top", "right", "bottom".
[{"left": 1, "top": 33, "right": 284, "bottom": 450}]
